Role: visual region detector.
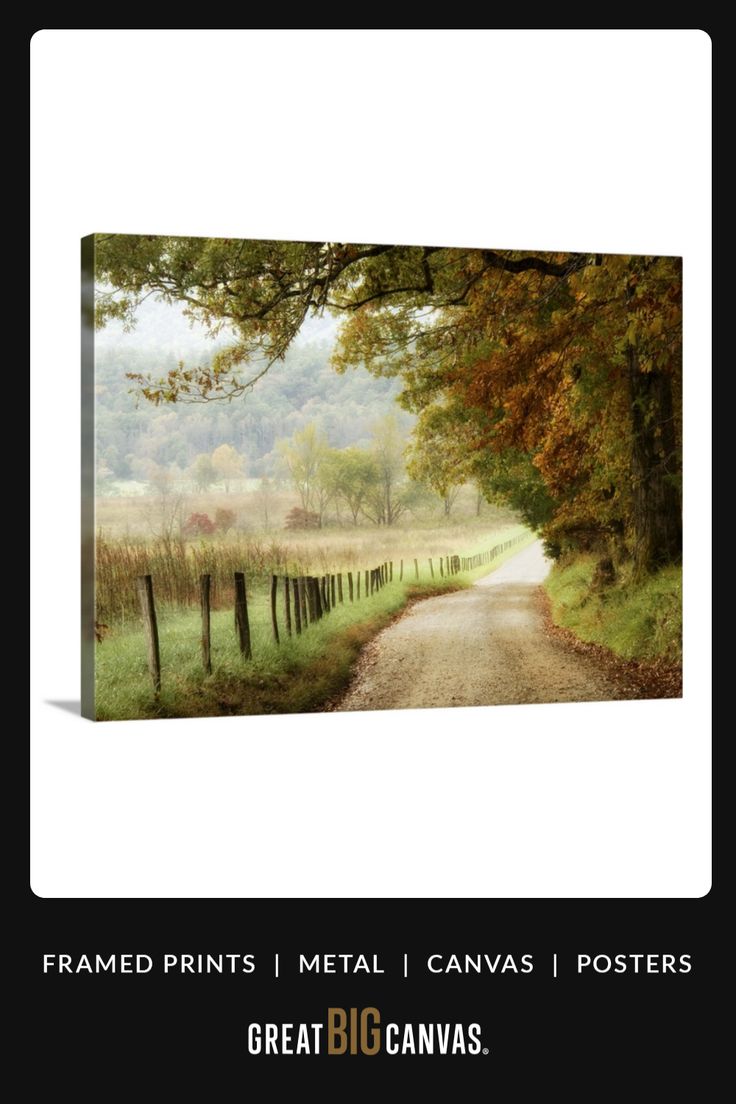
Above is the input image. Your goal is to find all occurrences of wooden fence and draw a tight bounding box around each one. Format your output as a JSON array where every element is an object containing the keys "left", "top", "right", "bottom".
[{"left": 132, "top": 532, "right": 528, "bottom": 695}]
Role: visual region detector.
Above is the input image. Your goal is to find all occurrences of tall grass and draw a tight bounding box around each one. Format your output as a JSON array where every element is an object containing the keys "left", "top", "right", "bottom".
[
  {"left": 96, "top": 533, "right": 295, "bottom": 622},
  {"left": 95, "top": 520, "right": 526, "bottom": 624}
]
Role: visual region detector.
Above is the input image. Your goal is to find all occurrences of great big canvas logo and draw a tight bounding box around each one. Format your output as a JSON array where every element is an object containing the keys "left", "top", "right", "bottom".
[{"left": 247, "top": 1009, "right": 485, "bottom": 1056}]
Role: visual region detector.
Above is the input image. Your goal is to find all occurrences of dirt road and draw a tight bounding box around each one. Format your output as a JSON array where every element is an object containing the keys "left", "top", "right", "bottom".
[{"left": 337, "top": 541, "right": 618, "bottom": 711}]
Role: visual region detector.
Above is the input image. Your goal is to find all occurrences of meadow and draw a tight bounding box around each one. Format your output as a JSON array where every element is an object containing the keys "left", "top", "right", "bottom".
[{"left": 94, "top": 484, "right": 532, "bottom": 720}]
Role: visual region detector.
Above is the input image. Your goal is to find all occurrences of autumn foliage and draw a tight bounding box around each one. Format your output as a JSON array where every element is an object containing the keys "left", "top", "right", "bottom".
[
  {"left": 96, "top": 236, "right": 681, "bottom": 576},
  {"left": 183, "top": 512, "right": 216, "bottom": 536},
  {"left": 214, "top": 507, "right": 236, "bottom": 533},
  {"left": 284, "top": 507, "right": 321, "bottom": 530}
]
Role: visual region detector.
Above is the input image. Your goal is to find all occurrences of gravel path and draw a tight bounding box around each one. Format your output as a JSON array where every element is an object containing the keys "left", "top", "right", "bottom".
[{"left": 337, "top": 541, "right": 618, "bottom": 711}]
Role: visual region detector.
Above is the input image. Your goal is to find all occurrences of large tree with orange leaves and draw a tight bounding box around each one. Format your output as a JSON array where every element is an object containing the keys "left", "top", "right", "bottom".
[{"left": 95, "top": 235, "right": 681, "bottom": 574}]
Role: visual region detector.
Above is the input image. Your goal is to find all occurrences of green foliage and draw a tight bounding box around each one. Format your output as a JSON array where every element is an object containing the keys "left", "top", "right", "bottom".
[
  {"left": 189, "top": 453, "right": 217, "bottom": 492},
  {"left": 277, "top": 423, "right": 329, "bottom": 515},
  {"left": 406, "top": 404, "right": 469, "bottom": 515},
  {"left": 365, "top": 413, "right": 412, "bottom": 526},
  {"left": 473, "top": 449, "right": 555, "bottom": 532},
  {"left": 320, "top": 447, "right": 380, "bottom": 524}
]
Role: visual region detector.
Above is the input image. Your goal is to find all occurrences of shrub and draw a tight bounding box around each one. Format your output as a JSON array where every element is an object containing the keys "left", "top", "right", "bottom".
[
  {"left": 215, "top": 507, "right": 236, "bottom": 534},
  {"left": 285, "top": 507, "right": 321, "bottom": 530},
  {"left": 184, "top": 512, "right": 216, "bottom": 536}
]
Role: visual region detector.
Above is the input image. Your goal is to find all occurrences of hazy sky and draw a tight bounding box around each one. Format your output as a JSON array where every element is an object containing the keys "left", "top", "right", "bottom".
[{"left": 96, "top": 295, "right": 340, "bottom": 356}]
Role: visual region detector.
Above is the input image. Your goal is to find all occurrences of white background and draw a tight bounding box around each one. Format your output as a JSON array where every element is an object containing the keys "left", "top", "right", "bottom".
[{"left": 30, "top": 29, "right": 711, "bottom": 898}]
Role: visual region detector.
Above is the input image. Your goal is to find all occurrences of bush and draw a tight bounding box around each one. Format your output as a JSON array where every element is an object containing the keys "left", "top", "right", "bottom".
[
  {"left": 184, "top": 512, "right": 216, "bottom": 536},
  {"left": 215, "top": 507, "right": 236, "bottom": 534},
  {"left": 285, "top": 507, "right": 321, "bottom": 530}
]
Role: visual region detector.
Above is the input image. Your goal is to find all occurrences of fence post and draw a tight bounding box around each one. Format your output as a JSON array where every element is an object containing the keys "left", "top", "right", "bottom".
[
  {"left": 365, "top": 569, "right": 369, "bottom": 596},
  {"left": 439, "top": 557, "right": 444, "bottom": 577},
  {"left": 347, "top": 571, "right": 354, "bottom": 602},
  {"left": 356, "top": 570, "right": 361, "bottom": 600},
  {"left": 234, "top": 572, "right": 252, "bottom": 659},
  {"left": 414, "top": 558, "right": 419, "bottom": 580},
  {"left": 292, "top": 577, "right": 302, "bottom": 635},
  {"left": 331, "top": 574, "right": 336, "bottom": 607},
  {"left": 429, "top": 557, "right": 434, "bottom": 578},
  {"left": 299, "top": 576, "right": 309, "bottom": 626},
  {"left": 400, "top": 559, "right": 404, "bottom": 582},
  {"left": 338, "top": 573, "right": 344, "bottom": 603},
  {"left": 199, "top": 573, "right": 212, "bottom": 675},
  {"left": 136, "top": 574, "right": 161, "bottom": 695},
  {"left": 270, "top": 575, "right": 280, "bottom": 644},
  {"left": 313, "top": 577, "right": 324, "bottom": 620},
  {"left": 284, "top": 576, "right": 292, "bottom": 637},
  {"left": 390, "top": 561, "right": 393, "bottom": 581}
]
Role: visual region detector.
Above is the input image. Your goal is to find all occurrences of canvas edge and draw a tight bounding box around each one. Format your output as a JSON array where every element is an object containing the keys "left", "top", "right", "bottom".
[{"left": 81, "top": 235, "right": 96, "bottom": 720}]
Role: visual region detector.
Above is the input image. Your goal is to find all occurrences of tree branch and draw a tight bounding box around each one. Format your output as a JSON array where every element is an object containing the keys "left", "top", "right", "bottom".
[{"left": 480, "top": 250, "right": 590, "bottom": 278}]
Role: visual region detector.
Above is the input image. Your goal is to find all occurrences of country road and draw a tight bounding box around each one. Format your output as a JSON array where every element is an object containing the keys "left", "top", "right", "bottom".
[{"left": 337, "top": 541, "right": 618, "bottom": 711}]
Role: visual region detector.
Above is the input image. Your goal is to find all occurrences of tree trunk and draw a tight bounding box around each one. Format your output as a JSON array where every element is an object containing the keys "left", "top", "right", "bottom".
[{"left": 627, "top": 344, "right": 681, "bottom": 575}]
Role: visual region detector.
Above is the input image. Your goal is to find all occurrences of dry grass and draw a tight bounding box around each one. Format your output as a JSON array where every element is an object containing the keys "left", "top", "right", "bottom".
[{"left": 95, "top": 485, "right": 519, "bottom": 624}]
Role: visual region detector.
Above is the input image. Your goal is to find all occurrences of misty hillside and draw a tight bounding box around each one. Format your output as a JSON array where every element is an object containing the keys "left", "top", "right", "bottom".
[{"left": 94, "top": 300, "right": 410, "bottom": 483}]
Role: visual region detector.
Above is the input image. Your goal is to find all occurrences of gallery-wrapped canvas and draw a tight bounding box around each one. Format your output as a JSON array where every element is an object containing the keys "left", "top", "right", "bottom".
[{"left": 81, "top": 235, "right": 682, "bottom": 721}]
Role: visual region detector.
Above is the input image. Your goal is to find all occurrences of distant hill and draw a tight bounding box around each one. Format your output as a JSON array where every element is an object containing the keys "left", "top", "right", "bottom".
[{"left": 94, "top": 300, "right": 411, "bottom": 483}]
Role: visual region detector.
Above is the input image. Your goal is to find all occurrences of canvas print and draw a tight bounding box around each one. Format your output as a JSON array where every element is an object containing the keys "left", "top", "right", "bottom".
[{"left": 81, "top": 236, "right": 682, "bottom": 721}]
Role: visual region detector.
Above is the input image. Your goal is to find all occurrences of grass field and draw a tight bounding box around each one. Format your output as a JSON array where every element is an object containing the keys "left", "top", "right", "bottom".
[
  {"left": 95, "top": 521, "right": 533, "bottom": 720},
  {"left": 545, "top": 555, "right": 682, "bottom": 664},
  {"left": 95, "top": 492, "right": 521, "bottom": 624}
]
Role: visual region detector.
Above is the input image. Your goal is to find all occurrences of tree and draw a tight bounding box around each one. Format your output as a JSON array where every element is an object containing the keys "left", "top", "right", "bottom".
[
  {"left": 214, "top": 507, "right": 236, "bottom": 534},
  {"left": 277, "top": 423, "right": 329, "bottom": 520},
  {"left": 406, "top": 404, "right": 470, "bottom": 517},
  {"left": 255, "top": 476, "right": 274, "bottom": 531},
  {"left": 189, "top": 453, "right": 217, "bottom": 492},
  {"left": 142, "top": 459, "right": 176, "bottom": 498},
  {"left": 211, "top": 443, "right": 243, "bottom": 493},
  {"left": 320, "top": 447, "right": 379, "bottom": 525},
  {"left": 364, "top": 415, "right": 409, "bottom": 526},
  {"left": 95, "top": 236, "right": 681, "bottom": 573}
]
